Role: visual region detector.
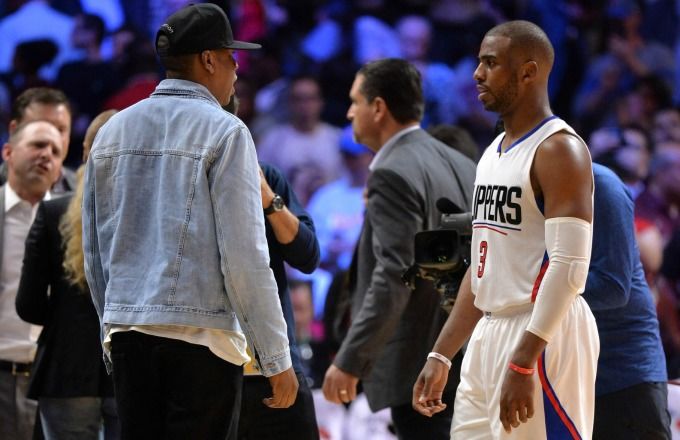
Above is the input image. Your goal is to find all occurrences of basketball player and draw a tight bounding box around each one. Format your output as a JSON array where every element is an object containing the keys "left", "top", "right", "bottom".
[{"left": 411, "top": 20, "right": 600, "bottom": 439}]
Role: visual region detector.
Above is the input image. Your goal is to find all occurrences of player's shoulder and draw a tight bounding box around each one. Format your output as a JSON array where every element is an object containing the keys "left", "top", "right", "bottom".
[{"left": 540, "top": 129, "right": 587, "bottom": 153}]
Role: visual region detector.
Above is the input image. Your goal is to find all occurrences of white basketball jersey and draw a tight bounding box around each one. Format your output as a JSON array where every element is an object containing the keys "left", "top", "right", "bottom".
[{"left": 471, "top": 116, "right": 586, "bottom": 313}]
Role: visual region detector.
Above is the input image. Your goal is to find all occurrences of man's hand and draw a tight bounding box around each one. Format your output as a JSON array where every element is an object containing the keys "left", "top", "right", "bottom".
[
  {"left": 264, "top": 367, "right": 299, "bottom": 408},
  {"left": 322, "top": 364, "right": 359, "bottom": 404},
  {"left": 412, "top": 358, "right": 449, "bottom": 417},
  {"left": 499, "top": 367, "right": 535, "bottom": 433}
]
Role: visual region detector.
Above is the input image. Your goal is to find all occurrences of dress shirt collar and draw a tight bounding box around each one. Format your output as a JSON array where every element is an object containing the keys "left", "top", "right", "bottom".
[
  {"left": 4, "top": 183, "right": 51, "bottom": 214},
  {"left": 369, "top": 124, "right": 420, "bottom": 171}
]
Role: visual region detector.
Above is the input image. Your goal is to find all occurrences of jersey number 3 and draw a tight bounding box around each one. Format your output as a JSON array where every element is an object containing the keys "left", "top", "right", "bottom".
[{"left": 477, "top": 241, "right": 488, "bottom": 278}]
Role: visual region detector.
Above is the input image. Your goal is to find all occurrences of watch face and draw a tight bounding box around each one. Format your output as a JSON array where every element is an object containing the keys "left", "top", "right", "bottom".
[{"left": 272, "top": 195, "right": 285, "bottom": 210}]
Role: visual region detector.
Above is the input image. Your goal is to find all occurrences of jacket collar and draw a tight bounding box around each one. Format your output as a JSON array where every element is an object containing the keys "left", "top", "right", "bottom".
[{"left": 151, "top": 79, "right": 221, "bottom": 107}]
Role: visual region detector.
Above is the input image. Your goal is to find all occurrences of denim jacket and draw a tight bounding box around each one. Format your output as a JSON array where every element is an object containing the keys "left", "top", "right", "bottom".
[{"left": 82, "top": 79, "right": 291, "bottom": 375}]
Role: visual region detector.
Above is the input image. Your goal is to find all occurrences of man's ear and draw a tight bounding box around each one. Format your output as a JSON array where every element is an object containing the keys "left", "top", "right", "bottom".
[
  {"left": 8, "top": 119, "right": 18, "bottom": 135},
  {"left": 372, "top": 97, "right": 387, "bottom": 123},
  {"left": 521, "top": 61, "right": 538, "bottom": 82},
  {"left": 200, "top": 50, "right": 216, "bottom": 74},
  {"left": 2, "top": 142, "right": 12, "bottom": 163}
]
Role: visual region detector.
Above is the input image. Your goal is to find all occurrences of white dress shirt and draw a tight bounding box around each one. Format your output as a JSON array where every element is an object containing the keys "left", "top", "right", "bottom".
[{"left": 0, "top": 184, "right": 49, "bottom": 363}]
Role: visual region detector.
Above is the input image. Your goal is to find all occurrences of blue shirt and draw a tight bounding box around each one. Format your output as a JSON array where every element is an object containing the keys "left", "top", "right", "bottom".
[
  {"left": 584, "top": 164, "right": 667, "bottom": 395},
  {"left": 260, "top": 163, "right": 320, "bottom": 374}
]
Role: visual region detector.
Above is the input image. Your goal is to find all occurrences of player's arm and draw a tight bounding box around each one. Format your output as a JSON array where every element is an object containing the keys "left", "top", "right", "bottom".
[
  {"left": 413, "top": 266, "right": 482, "bottom": 416},
  {"left": 501, "top": 132, "right": 593, "bottom": 433}
]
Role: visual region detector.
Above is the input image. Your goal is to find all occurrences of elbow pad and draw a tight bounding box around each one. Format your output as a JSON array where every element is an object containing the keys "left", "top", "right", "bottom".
[{"left": 526, "top": 217, "right": 592, "bottom": 342}]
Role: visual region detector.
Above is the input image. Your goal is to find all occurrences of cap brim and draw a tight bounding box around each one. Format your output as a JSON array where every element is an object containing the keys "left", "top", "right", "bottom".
[{"left": 226, "top": 40, "right": 261, "bottom": 50}]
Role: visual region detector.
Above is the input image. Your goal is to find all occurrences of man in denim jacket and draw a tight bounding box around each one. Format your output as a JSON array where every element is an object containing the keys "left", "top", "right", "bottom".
[{"left": 82, "top": 4, "right": 297, "bottom": 438}]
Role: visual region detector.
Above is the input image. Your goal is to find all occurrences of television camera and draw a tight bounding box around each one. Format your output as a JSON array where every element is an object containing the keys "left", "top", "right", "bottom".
[{"left": 402, "top": 198, "right": 472, "bottom": 313}]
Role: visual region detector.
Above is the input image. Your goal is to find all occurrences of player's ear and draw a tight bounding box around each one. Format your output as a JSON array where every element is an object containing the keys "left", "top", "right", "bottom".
[{"left": 521, "top": 61, "right": 538, "bottom": 82}]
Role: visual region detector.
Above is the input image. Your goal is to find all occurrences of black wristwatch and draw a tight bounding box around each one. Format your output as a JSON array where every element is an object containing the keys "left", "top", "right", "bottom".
[{"left": 264, "top": 194, "right": 285, "bottom": 215}]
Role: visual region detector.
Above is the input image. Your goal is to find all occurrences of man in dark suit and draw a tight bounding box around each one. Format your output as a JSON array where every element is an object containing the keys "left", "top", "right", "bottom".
[{"left": 321, "top": 58, "right": 476, "bottom": 439}]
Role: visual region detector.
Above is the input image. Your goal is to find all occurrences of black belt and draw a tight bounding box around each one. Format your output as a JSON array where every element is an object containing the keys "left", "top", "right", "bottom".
[{"left": 0, "top": 360, "right": 32, "bottom": 376}]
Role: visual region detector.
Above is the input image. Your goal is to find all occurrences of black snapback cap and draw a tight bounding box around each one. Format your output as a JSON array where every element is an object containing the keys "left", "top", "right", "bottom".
[{"left": 155, "top": 3, "right": 261, "bottom": 57}]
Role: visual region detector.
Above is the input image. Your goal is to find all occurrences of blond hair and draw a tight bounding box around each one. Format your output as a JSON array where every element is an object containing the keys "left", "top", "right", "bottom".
[
  {"left": 60, "top": 109, "right": 117, "bottom": 289},
  {"left": 60, "top": 166, "right": 87, "bottom": 289}
]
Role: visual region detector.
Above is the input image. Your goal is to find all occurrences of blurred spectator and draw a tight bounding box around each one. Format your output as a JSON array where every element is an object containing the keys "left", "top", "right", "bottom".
[
  {"left": 307, "top": 126, "right": 372, "bottom": 273},
  {"left": 426, "top": 123, "right": 479, "bottom": 161},
  {"left": 257, "top": 75, "right": 343, "bottom": 200},
  {"left": 573, "top": 0, "right": 676, "bottom": 136},
  {"left": 56, "top": 13, "right": 118, "bottom": 146},
  {"left": 656, "top": 140, "right": 680, "bottom": 154},
  {"left": 590, "top": 124, "right": 652, "bottom": 199},
  {"left": 1, "top": 87, "right": 75, "bottom": 191},
  {"left": 353, "top": 16, "right": 400, "bottom": 66},
  {"left": 427, "top": 0, "right": 502, "bottom": 66},
  {"left": 109, "top": 23, "right": 140, "bottom": 66},
  {"left": 0, "top": 39, "right": 58, "bottom": 103},
  {"left": 290, "top": 279, "right": 330, "bottom": 389},
  {"left": 635, "top": 148, "right": 680, "bottom": 243},
  {"left": 652, "top": 107, "right": 680, "bottom": 145},
  {"left": 0, "top": 0, "right": 75, "bottom": 80},
  {"left": 613, "top": 75, "right": 673, "bottom": 133},
  {"left": 79, "top": 0, "right": 124, "bottom": 34},
  {"left": 102, "top": 36, "right": 159, "bottom": 111},
  {"left": 395, "top": 15, "right": 462, "bottom": 126}
]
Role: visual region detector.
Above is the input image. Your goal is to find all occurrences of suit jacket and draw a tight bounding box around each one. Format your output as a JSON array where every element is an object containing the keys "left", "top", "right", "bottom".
[
  {"left": 15, "top": 195, "right": 112, "bottom": 398},
  {"left": 334, "top": 128, "right": 476, "bottom": 411}
]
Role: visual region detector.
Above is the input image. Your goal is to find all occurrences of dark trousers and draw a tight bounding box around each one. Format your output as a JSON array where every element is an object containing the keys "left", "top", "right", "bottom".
[
  {"left": 237, "top": 373, "right": 319, "bottom": 440},
  {"left": 390, "top": 388, "right": 455, "bottom": 440},
  {"left": 110, "top": 331, "right": 243, "bottom": 440},
  {"left": 593, "top": 381, "right": 671, "bottom": 440}
]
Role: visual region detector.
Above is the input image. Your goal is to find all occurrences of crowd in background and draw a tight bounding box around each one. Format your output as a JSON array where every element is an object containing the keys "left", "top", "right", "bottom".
[{"left": 1, "top": 0, "right": 680, "bottom": 438}]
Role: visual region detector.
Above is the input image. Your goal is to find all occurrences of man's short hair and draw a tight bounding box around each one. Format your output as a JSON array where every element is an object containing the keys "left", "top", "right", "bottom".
[
  {"left": 485, "top": 20, "right": 555, "bottom": 70},
  {"left": 11, "top": 87, "right": 71, "bottom": 122},
  {"left": 158, "top": 53, "right": 193, "bottom": 76},
  {"left": 357, "top": 58, "right": 423, "bottom": 124},
  {"left": 7, "top": 120, "right": 55, "bottom": 145}
]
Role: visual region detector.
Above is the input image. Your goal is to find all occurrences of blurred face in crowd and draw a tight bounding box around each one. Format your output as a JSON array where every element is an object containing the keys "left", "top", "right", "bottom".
[
  {"left": 290, "top": 283, "right": 314, "bottom": 340},
  {"left": 2, "top": 121, "right": 63, "bottom": 199},
  {"left": 72, "top": 14, "right": 99, "bottom": 49},
  {"left": 473, "top": 36, "right": 520, "bottom": 115},
  {"left": 289, "top": 78, "right": 323, "bottom": 131},
  {"left": 616, "top": 128, "right": 650, "bottom": 180},
  {"left": 397, "top": 16, "right": 431, "bottom": 62},
  {"left": 656, "top": 150, "right": 680, "bottom": 204},
  {"left": 653, "top": 109, "right": 680, "bottom": 144},
  {"left": 347, "top": 74, "right": 380, "bottom": 152},
  {"left": 15, "top": 102, "right": 72, "bottom": 160}
]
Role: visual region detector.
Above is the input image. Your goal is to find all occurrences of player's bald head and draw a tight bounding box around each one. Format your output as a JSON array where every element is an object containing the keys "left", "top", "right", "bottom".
[{"left": 485, "top": 20, "right": 554, "bottom": 73}]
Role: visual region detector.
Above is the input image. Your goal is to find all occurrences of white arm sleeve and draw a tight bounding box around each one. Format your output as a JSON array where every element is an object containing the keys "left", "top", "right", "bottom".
[{"left": 526, "top": 217, "right": 592, "bottom": 342}]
